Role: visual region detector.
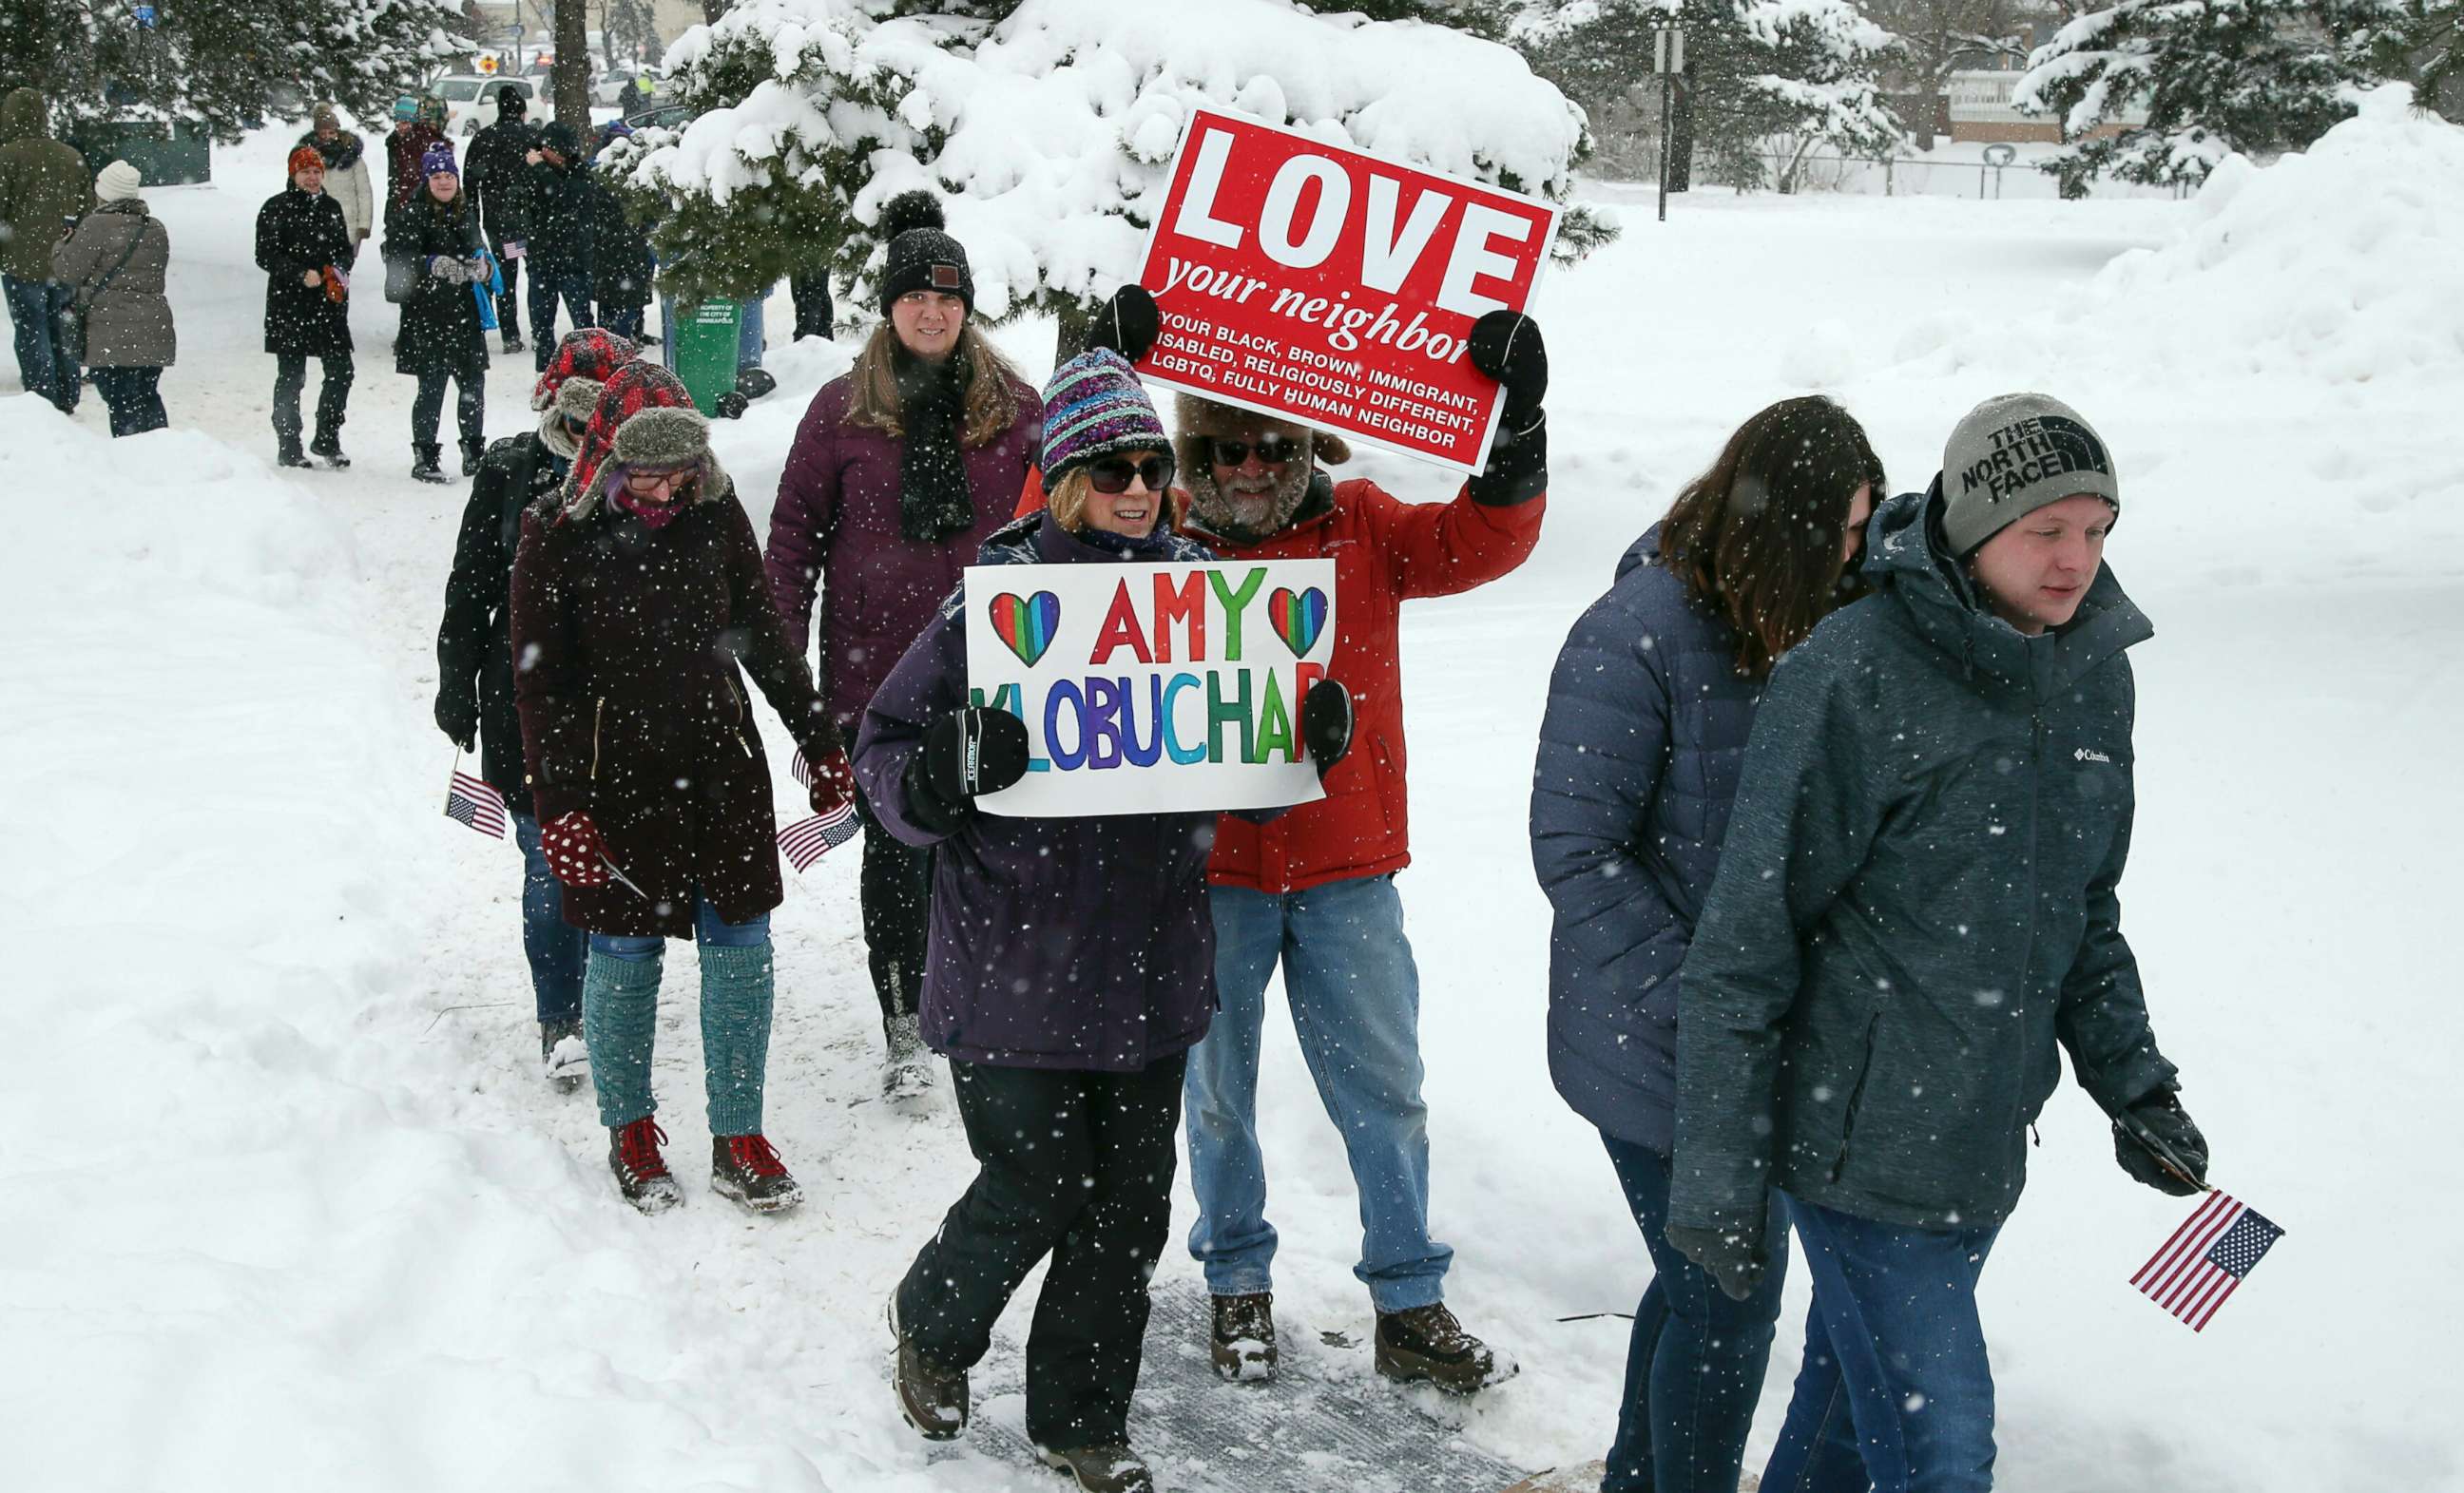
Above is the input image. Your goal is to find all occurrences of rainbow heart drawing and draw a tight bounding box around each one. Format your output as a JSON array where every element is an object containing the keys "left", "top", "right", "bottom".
[
  {"left": 1268, "top": 585, "right": 1329, "bottom": 659},
  {"left": 988, "top": 590, "right": 1061, "bottom": 667}
]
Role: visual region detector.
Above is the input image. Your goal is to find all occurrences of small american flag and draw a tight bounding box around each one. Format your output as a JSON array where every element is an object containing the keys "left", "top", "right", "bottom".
[
  {"left": 2131, "top": 1191, "right": 2283, "bottom": 1331},
  {"left": 778, "top": 803, "right": 859, "bottom": 871},
  {"left": 445, "top": 769, "right": 509, "bottom": 839}
]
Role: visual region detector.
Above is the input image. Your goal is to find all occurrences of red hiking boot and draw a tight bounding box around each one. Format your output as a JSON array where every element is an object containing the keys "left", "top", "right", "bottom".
[
  {"left": 711, "top": 1134, "right": 804, "bottom": 1215},
  {"left": 607, "top": 1116, "right": 683, "bottom": 1215}
]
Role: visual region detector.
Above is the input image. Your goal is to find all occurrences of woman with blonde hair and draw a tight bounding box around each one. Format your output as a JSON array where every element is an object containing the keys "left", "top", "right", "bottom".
[{"left": 763, "top": 190, "right": 1042, "bottom": 1102}]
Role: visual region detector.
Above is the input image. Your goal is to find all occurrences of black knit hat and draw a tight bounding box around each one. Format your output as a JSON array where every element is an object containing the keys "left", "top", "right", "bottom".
[
  {"left": 494, "top": 86, "right": 527, "bottom": 118},
  {"left": 876, "top": 189, "right": 973, "bottom": 316},
  {"left": 539, "top": 121, "right": 580, "bottom": 159}
]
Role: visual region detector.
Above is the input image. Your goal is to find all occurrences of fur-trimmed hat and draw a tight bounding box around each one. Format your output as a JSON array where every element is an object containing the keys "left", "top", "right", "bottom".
[
  {"left": 557, "top": 361, "right": 727, "bottom": 523},
  {"left": 1173, "top": 392, "right": 1349, "bottom": 541},
  {"left": 553, "top": 377, "right": 605, "bottom": 422},
  {"left": 530, "top": 326, "right": 639, "bottom": 410},
  {"left": 876, "top": 189, "right": 974, "bottom": 316}
]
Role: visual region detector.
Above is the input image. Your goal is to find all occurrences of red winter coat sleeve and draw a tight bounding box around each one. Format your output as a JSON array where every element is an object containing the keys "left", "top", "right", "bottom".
[
  {"left": 1369, "top": 481, "right": 1547, "bottom": 601},
  {"left": 764, "top": 387, "right": 838, "bottom": 658},
  {"left": 508, "top": 507, "right": 593, "bottom": 821},
  {"left": 722, "top": 496, "right": 840, "bottom": 764}
]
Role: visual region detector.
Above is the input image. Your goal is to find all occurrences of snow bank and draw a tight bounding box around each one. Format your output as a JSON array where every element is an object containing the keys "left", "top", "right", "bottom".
[{"left": 1891, "top": 87, "right": 2464, "bottom": 388}]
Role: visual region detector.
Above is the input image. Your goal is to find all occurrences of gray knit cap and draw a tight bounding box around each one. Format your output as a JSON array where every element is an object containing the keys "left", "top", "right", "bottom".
[{"left": 1938, "top": 393, "right": 2120, "bottom": 556}]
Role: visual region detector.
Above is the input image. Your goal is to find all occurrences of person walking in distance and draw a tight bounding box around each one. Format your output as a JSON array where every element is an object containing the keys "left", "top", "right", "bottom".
[
  {"left": 510, "top": 361, "right": 851, "bottom": 1216},
  {"left": 385, "top": 143, "right": 491, "bottom": 482},
  {"left": 0, "top": 86, "right": 90, "bottom": 413},
  {"left": 1530, "top": 396, "right": 1884, "bottom": 1493},
  {"left": 297, "top": 104, "right": 375, "bottom": 262},
  {"left": 764, "top": 190, "right": 1042, "bottom": 1103},
  {"left": 382, "top": 96, "right": 445, "bottom": 218},
  {"left": 256, "top": 145, "right": 355, "bottom": 469},
  {"left": 51, "top": 160, "right": 175, "bottom": 437},
  {"left": 465, "top": 85, "right": 536, "bottom": 354},
  {"left": 522, "top": 122, "right": 595, "bottom": 373}
]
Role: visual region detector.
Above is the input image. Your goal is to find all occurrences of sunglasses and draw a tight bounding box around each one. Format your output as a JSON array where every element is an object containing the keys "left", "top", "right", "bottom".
[
  {"left": 1210, "top": 435, "right": 1301, "bottom": 467},
  {"left": 561, "top": 414, "right": 588, "bottom": 437},
  {"left": 623, "top": 466, "right": 696, "bottom": 495},
  {"left": 1088, "top": 453, "right": 1174, "bottom": 495}
]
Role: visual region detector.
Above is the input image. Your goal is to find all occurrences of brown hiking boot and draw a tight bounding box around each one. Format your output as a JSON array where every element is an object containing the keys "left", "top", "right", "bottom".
[
  {"left": 710, "top": 1134, "right": 804, "bottom": 1215},
  {"left": 888, "top": 1293, "right": 968, "bottom": 1440},
  {"left": 1375, "top": 1302, "right": 1513, "bottom": 1395},
  {"left": 1210, "top": 1291, "right": 1278, "bottom": 1383},
  {"left": 607, "top": 1116, "right": 683, "bottom": 1215},
  {"left": 1039, "top": 1445, "right": 1155, "bottom": 1493}
]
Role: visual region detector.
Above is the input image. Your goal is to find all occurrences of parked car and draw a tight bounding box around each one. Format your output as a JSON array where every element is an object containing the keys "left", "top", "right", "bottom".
[
  {"left": 624, "top": 103, "right": 694, "bottom": 133},
  {"left": 432, "top": 75, "right": 536, "bottom": 138}
]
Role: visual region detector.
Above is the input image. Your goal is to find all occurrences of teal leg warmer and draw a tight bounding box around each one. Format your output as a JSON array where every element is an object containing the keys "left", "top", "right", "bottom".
[
  {"left": 700, "top": 940, "right": 777, "bottom": 1138},
  {"left": 582, "top": 943, "right": 664, "bottom": 1128}
]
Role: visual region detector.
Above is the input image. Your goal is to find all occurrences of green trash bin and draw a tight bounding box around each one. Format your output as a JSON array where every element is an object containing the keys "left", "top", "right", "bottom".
[{"left": 672, "top": 298, "right": 742, "bottom": 417}]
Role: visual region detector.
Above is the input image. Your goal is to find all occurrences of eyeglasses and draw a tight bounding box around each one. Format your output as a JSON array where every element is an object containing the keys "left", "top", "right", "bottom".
[
  {"left": 1210, "top": 436, "right": 1300, "bottom": 467},
  {"left": 1088, "top": 454, "right": 1174, "bottom": 495},
  {"left": 623, "top": 466, "right": 695, "bottom": 495},
  {"left": 561, "top": 414, "right": 588, "bottom": 437}
]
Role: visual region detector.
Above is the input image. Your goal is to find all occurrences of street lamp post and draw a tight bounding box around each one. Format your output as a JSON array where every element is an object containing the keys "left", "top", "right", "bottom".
[{"left": 1652, "top": 23, "right": 1686, "bottom": 224}]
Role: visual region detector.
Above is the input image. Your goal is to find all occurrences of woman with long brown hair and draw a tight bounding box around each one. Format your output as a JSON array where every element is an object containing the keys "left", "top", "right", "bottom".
[
  {"left": 763, "top": 191, "right": 1043, "bottom": 1104},
  {"left": 1527, "top": 395, "right": 1882, "bottom": 1493}
]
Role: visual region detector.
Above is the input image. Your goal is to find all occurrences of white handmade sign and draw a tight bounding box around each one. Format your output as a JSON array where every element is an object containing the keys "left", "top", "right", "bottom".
[{"left": 963, "top": 558, "right": 1338, "bottom": 817}]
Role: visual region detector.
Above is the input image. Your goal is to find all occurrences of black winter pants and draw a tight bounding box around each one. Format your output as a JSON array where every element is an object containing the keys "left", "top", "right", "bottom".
[
  {"left": 488, "top": 237, "right": 523, "bottom": 338},
  {"left": 897, "top": 1053, "right": 1186, "bottom": 1450},
  {"left": 790, "top": 272, "right": 834, "bottom": 341},
  {"left": 272, "top": 352, "right": 353, "bottom": 441},
  {"left": 412, "top": 365, "right": 486, "bottom": 451},
  {"left": 855, "top": 785, "right": 930, "bottom": 1026}
]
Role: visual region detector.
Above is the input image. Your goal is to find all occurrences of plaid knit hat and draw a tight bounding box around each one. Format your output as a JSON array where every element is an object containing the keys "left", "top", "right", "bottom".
[
  {"left": 1938, "top": 392, "right": 2120, "bottom": 556},
  {"left": 1040, "top": 349, "right": 1165, "bottom": 487},
  {"left": 287, "top": 144, "right": 325, "bottom": 179},
  {"left": 419, "top": 142, "right": 457, "bottom": 179},
  {"left": 560, "top": 362, "right": 722, "bottom": 521},
  {"left": 530, "top": 327, "right": 639, "bottom": 411},
  {"left": 876, "top": 190, "right": 973, "bottom": 316}
]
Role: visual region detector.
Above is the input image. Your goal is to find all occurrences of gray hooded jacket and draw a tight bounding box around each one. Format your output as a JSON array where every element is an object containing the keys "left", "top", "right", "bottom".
[{"left": 1670, "top": 481, "right": 2178, "bottom": 1232}]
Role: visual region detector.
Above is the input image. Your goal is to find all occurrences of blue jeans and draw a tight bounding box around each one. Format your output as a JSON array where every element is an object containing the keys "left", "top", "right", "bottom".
[
  {"left": 582, "top": 892, "right": 775, "bottom": 1133},
  {"left": 90, "top": 366, "right": 166, "bottom": 436},
  {"left": 527, "top": 272, "right": 592, "bottom": 371},
  {"left": 5, "top": 274, "right": 77, "bottom": 411},
  {"left": 1184, "top": 873, "right": 1450, "bottom": 1312},
  {"left": 1600, "top": 1134, "right": 1790, "bottom": 1493},
  {"left": 510, "top": 813, "right": 585, "bottom": 1025},
  {"left": 1761, "top": 1195, "right": 2002, "bottom": 1493}
]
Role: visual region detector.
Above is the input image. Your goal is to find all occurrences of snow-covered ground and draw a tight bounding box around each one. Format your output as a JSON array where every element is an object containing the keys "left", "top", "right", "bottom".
[{"left": 7, "top": 92, "right": 2459, "bottom": 1492}]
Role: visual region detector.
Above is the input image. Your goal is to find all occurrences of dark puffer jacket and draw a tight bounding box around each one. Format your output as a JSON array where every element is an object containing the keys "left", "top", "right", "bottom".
[
  {"left": 1530, "top": 526, "right": 1764, "bottom": 1153},
  {"left": 851, "top": 513, "right": 1237, "bottom": 1074},
  {"left": 383, "top": 191, "right": 486, "bottom": 378},
  {"left": 438, "top": 429, "right": 569, "bottom": 810},
  {"left": 254, "top": 186, "right": 352, "bottom": 357},
  {"left": 510, "top": 463, "right": 838, "bottom": 940},
  {"left": 1671, "top": 482, "right": 2179, "bottom": 1233}
]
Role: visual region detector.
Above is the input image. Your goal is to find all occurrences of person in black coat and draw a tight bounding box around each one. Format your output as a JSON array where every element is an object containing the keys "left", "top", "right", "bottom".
[
  {"left": 256, "top": 144, "right": 356, "bottom": 469},
  {"left": 384, "top": 143, "right": 490, "bottom": 482},
  {"left": 435, "top": 348, "right": 614, "bottom": 1091},
  {"left": 588, "top": 124, "right": 654, "bottom": 340},
  {"left": 523, "top": 123, "right": 596, "bottom": 372},
  {"left": 465, "top": 86, "right": 534, "bottom": 354}
]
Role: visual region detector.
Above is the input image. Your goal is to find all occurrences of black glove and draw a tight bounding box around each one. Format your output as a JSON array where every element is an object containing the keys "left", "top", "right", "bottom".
[
  {"left": 906, "top": 706, "right": 1031, "bottom": 833},
  {"left": 2113, "top": 1092, "right": 2209, "bottom": 1196},
  {"left": 1301, "top": 679, "right": 1352, "bottom": 775},
  {"left": 1086, "top": 284, "right": 1160, "bottom": 364},
  {"left": 1666, "top": 1210, "right": 1774, "bottom": 1304},
  {"left": 1467, "top": 309, "right": 1547, "bottom": 423},
  {"left": 433, "top": 689, "right": 479, "bottom": 753}
]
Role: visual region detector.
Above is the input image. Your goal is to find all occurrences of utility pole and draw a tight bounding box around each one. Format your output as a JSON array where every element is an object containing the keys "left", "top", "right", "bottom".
[{"left": 1652, "top": 22, "right": 1686, "bottom": 223}]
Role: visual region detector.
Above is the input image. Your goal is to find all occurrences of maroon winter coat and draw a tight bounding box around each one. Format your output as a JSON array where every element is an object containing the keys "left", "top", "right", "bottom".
[
  {"left": 762, "top": 371, "right": 1044, "bottom": 736},
  {"left": 510, "top": 471, "right": 838, "bottom": 939}
]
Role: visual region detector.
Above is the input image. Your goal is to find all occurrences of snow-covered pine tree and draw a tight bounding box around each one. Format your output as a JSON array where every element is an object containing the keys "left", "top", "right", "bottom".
[
  {"left": 2013, "top": 0, "right": 2396, "bottom": 193},
  {"left": 626, "top": 0, "right": 1612, "bottom": 350},
  {"left": 1509, "top": 0, "right": 1901, "bottom": 192},
  {"left": 0, "top": 0, "right": 467, "bottom": 140}
]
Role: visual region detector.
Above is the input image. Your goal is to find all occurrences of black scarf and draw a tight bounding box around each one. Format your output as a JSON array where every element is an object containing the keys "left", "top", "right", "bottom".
[{"left": 893, "top": 345, "right": 975, "bottom": 544}]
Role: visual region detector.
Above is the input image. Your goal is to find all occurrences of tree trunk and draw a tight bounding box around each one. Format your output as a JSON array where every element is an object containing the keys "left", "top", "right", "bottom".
[{"left": 554, "top": 0, "right": 591, "bottom": 130}]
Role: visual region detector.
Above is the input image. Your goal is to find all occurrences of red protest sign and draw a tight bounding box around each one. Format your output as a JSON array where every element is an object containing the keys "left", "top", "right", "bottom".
[{"left": 1133, "top": 108, "right": 1558, "bottom": 475}]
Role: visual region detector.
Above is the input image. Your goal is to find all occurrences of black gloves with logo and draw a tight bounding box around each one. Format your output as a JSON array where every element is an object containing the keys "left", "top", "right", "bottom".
[
  {"left": 906, "top": 706, "right": 1031, "bottom": 833},
  {"left": 2113, "top": 1091, "right": 2210, "bottom": 1196},
  {"left": 1466, "top": 309, "right": 1548, "bottom": 507},
  {"left": 1301, "top": 679, "right": 1353, "bottom": 775},
  {"left": 1086, "top": 284, "right": 1161, "bottom": 364}
]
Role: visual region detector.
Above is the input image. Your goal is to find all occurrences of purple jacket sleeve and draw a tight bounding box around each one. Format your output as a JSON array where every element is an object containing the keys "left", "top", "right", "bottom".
[
  {"left": 764, "top": 386, "right": 840, "bottom": 656},
  {"left": 851, "top": 591, "right": 967, "bottom": 849}
]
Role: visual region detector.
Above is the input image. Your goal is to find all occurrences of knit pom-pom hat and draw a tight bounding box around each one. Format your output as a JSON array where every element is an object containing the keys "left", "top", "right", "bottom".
[
  {"left": 419, "top": 142, "right": 457, "bottom": 179},
  {"left": 95, "top": 160, "right": 142, "bottom": 203},
  {"left": 876, "top": 189, "right": 974, "bottom": 316},
  {"left": 1039, "top": 349, "right": 1166, "bottom": 488},
  {"left": 287, "top": 144, "right": 324, "bottom": 179}
]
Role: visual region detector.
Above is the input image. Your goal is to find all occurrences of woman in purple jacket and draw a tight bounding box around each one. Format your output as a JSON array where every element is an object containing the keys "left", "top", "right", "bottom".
[
  {"left": 763, "top": 191, "right": 1042, "bottom": 1102},
  {"left": 855, "top": 350, "right": 1350, "bottom": 1493}
]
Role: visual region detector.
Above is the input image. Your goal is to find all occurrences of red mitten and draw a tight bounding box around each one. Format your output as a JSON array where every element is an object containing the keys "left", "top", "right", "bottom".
[
  {"left": 540, "top": 811, "right": 613, "bottom": 889},
  {"left": 803, "top": 748, "right": 857, "bottom": 818}
]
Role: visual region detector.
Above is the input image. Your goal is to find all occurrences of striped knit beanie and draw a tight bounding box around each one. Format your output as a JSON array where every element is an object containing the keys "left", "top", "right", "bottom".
[{"left": 1040, "top": 349, "right": 1165, "bottom": 488}]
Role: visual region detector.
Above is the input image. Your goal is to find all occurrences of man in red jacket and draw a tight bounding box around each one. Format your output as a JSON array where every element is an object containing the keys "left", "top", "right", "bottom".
[{"left": 1175, "top": 309, "right": 1550, "bottom": 1396}]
